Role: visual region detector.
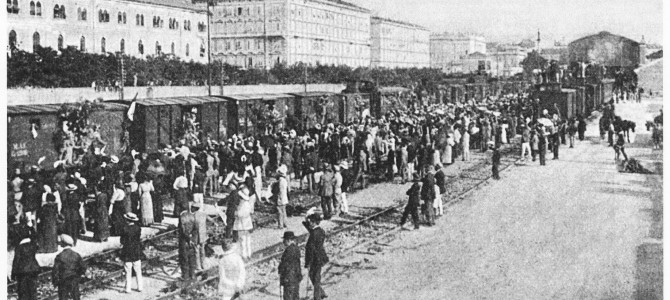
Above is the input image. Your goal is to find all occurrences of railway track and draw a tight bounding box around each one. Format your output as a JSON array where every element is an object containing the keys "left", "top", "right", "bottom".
[{"left": 154, "top": 143, "right": 522, "bottom": 300}]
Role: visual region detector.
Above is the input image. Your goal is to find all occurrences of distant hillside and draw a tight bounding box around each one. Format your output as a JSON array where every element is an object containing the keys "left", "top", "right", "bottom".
[{"left": 636, "top": 59, "right": 663, "bottom": 94}]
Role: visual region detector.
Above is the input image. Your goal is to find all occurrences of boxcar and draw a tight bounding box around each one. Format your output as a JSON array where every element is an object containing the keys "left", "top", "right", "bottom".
[
  {"left": 534, "top": 84, "right": 578, "bottom": 120},
  {"left": 8, "top": 102, "right": 128, "bottom": 170},
  {"left": 339, "top": 93, "right": 372, "bottom": 123},
  {"left": 219, "top": 94, "right": 293, "bottom": 137},
  {"left": 288, "top": 92, "right": 340, "bottom": 131},
  {"left": 122, "top": 96, "right": 228, "bottom": 152},
  {"left": 374, "top": 87, "right": 412, "bottom": 117}
]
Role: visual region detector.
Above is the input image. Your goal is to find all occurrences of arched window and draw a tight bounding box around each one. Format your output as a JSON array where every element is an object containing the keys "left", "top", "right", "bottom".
[
  {"left": 57, "top": 34, "right": 63, "bottom": 49},
  {"left": 122, "top": 12, "right": 126, "bottom": 24},
  {"left": 185, "top": 44, "right": 189, "bottom": 56},
  {"left": 54, "top": 4, "right": 60, "bottom": 18},
  {"left": 155, "top": 41, "right": 161, "bottom": 55},
  {"left": 138, "top": 40, "right": 144, "bottom": 54},
  {"left": 33, "top": 32, "right": 40, "bottom": 50},
  {"left": 30, "top": 1, "right": 35, "bottom": 15},
  {"left": 80, "top": 8, "right": 86, "bottom": 20},
  {"left": 140, "top": 14, "right": 144, "bottom": 26},
  {"left": 7, "top": 0, "right": 18, "bottom": 13},
  {"left": 118, "top": 12, "right": 122, "bottom": 23},
  {"left": 99, "top": 9, "right": 103, "bottom": 22},
  {"left": 77, "top": 7, "right": 81, "bottom": 19},
  {"left": 9, "top": 30, "right": 17, "bottom": 49},
  {"left": 80, "top": 36, "right": 85, "bottom": 51},
  {"left": 200, "top": 44, "right": 205, "bottom": 57},
  {"left": 120, "top": 39, "right": 125, "bottom": 53},
  {"left": 59, "top": 5, "right": 65, "bottom": 18},
  {"left": 36, "top": 2, "right": 41, "bottom": 15},
  {"left": 171, "top": 42, "right": 175, "bottom": 54},
  {"left": 101, "top": 37, "right": 106, "bottom": 53},
  {"left": 136, "top": 14, "right": 140, "bottom": 25},
  {"left": 104, "top": 10, "right": 108, "bottom": 22}
]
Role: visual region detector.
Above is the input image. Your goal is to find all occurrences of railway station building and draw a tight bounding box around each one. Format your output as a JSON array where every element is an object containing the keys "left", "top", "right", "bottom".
[
  {"left": 210, "top": 0, "right": 371, "bottom": 69},
  {"left": 370, "top": 16, "right": 429, "bottom": 68},
  {"left": 6, "top": 0, "right": 209, "bottom": 63}
]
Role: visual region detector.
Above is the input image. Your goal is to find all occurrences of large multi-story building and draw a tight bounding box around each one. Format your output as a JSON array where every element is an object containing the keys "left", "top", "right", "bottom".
[
  {"left": 210, "top": 0, "right": 371, "bottom": 69},
  {"left": 370, "top": 16, "right": 429, "bottom": 68},
  {"left": 7, "top": 0, "right": 209, "bottom": 63},
  {"left": 488, "top": 44, "right": 526, "bottom": 77},
  {"left": 430, "top": 32, "right": 486, "bottom": 73}
]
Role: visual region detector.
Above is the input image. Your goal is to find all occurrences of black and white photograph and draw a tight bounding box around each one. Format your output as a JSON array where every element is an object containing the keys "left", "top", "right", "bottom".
[{"left": 3, "top": 0, "right": 665, "bottom": 299}]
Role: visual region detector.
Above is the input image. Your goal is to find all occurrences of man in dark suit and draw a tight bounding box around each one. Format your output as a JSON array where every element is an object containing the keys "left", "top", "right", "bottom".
[
  {"left": 303, "top": 214, "right": 329, "bottom": 300},
  {"left": 420, "top": 166, "right": 436, "bottom": 226},
  {"left": 120, "top": 213, "right": 143, "bottom": 293},
  {"left": 52, "top": 235, "right": 87, "bottom": 300},
  {"left": 278, "top": 231, "right": 302, "bottom": 300},
  {"left": 179, "top": 204, "right": 198, "bottom": 281},
  {"left": 12, "top": 236, "right": 41, "bottom": 300}
]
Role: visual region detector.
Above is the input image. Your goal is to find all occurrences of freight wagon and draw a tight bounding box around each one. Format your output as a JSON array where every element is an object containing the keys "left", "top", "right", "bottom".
[
  {"left": 533, "top": 83, "right": 578, "bottom": 120},
  {"left": 8, "top": 102, "right": 128, "bottom": 171},
  {"left": 218, "top": 94, "right": 293, "bottom": 137},
  {"left": 119, "top": 96, "right": 229, "bottom": 153}
]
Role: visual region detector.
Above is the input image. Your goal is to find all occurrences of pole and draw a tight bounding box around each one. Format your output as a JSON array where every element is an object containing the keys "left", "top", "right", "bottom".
[{"left": 207, "top": 0, "right": 212, "bottom": 96}]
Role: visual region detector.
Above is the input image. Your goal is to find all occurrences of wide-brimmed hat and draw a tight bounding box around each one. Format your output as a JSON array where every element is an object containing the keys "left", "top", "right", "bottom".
[
  {"left": 191, "top": 202, "right": 201, "bottom": 208},
  {"left": 59, "top": 234, "right": 74, "bottom": 246},
  {"left": 123, "top": 212, "right": 139, "bottom": 222},
  {"left": 66, "top": 183, "right": 78, "bottom": 190},
  {"left": 282, "top": 231, "right": 296, "bottom": 240},
  {"left": 333, "top": 165, "right": 341, "bottom": 172},
  {"left": 110, "top": 155, "right": 119, "bottom": 164},
  {"left": 277, "top": 165, "right": 288, "bottom": 175},
  {"left": 307, "top": 213, "right": 322, "bottom": 223}
]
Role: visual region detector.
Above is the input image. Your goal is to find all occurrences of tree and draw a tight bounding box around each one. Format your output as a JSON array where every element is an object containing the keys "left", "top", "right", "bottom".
[{"left": 520, "top": 50, "right": 548, "bottom": 80}]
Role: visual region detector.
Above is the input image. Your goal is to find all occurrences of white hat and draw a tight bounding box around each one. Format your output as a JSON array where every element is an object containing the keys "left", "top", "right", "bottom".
[
  {"left": 123, "top": 212, "right": 139, "bottom": 222},
  {"left": 277, "top": 164, "right": 288, "bottom": 175},
  {"left": 110, "top": 155, "right": 119, "bottom": 164},
  {"left": 59, "top": 234, "right": 74, "bottom": 246}
]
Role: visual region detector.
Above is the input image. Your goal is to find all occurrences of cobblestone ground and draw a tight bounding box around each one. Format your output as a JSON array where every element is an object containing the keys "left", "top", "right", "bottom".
[{"left": 250, "top": 97, "right": 663, "bottom": 300}]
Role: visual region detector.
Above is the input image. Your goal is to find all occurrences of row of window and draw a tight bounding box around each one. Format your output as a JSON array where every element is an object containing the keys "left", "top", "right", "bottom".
[
  {"left": 8, "top": 1, "right": 206, "bottom": 32},
  {"left": 9, "top": 30, "right": 206, "bottom": 58}
]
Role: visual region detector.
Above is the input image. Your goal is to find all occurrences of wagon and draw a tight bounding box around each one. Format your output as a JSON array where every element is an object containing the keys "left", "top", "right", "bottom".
[{"left": 8, "top": 102, "right": 128, "bottom": 171}]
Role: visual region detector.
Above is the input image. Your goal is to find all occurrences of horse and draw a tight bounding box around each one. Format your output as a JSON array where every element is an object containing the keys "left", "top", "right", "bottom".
[
  {"left": 619, "top": 120, "right": 636, "bottom": 143},
  {"left": 651, "top": 123, "right": 663, "bottom": 149}
]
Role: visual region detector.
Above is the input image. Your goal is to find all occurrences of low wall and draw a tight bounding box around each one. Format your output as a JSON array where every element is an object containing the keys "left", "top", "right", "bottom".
[{"left": 7, "top": 84, "right": 346, "bottom": 105}]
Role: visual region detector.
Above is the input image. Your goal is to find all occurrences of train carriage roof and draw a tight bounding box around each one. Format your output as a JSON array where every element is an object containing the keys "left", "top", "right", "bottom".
[
  {"left": 125, "top": 96, "right": 225, "bottom": 106},
  {"left": 8, "top": 102, "right": 128, "bottom": 115},
  {"left": 219, "top": 94, "right": 295, "bottom": 101},
  {"left": 288, "top": 92, "right": 336, "bottom": 98},
  {"left": 378, "top": 87, "right": 411, "bottom": 94}
]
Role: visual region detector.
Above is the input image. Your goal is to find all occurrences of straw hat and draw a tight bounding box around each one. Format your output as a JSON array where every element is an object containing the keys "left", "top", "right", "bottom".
[{"left": 123, "top": 212, "right": 139, "bottom": 222}]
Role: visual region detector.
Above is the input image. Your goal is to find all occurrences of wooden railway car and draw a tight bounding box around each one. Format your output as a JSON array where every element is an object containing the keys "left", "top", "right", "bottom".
[
  {"left": 339, "top": 92, "right": 372, "bottom": 123},
  {"left": 8, "top": 102, "right": 128, "bottom": 170},
  {"left": 534, "top": 83, "right": 578, "bottom": 120},
  {"left": 121, "top": 96, "right": 229, "bottom": 153},
  {"left": 218, "top": 94, "right": 293, "bottom": 137},
  {"left": 288, "top": 92, "right": 340, "bottom": 132},
  {"left": 373, "top": 87, "right": 412, "bottom": 117}
]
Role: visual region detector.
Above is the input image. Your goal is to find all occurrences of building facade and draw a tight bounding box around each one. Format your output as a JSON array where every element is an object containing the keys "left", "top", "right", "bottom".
[
  {"left": 7, "top": 0, "right": 209, "bottom": 63},
  {"left": 210, "top": 0, "right": 371, "bottom": 69},
  {"left": 568, "top": 31, "right": 643, "bottom": 68},
  {"left": 488, "top": 44, "right": 526, "bottom": 77},
  {"left": 430, "top": 33, "right": 486, "bottom": 73},
  {"left": 370, "top": 16, "right": 429, "bottom": 68}
]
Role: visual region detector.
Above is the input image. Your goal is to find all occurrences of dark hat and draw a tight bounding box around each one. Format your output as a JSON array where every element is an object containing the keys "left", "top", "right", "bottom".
[
  {"left": 282, "top": 231, "right": 296, "bottom": 240},
  {"left": 307, "top": 213, "right": 322, "bottom": 223},
  {"left": 220, "top": 238, "right": 234, "bottom": 251}
]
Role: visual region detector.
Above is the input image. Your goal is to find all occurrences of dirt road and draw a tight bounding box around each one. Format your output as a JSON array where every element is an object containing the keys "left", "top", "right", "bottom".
[{"left": 254, "top": 98, "right": 663, "bottom": 300}]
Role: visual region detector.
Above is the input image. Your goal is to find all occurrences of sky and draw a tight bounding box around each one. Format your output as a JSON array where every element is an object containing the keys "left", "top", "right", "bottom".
[{"left": 354, "top": 0, "right": 663, "bottom": 46}]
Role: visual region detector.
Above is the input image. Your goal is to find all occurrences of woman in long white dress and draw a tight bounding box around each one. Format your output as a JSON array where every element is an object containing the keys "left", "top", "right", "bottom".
[{"left": 138, "top": 174, "right": 155, "bottom": 226}]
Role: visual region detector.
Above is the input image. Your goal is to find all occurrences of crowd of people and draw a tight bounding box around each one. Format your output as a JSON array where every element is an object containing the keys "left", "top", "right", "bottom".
[{"left": 9, "top": 87, "right": 602, "bottom": 300}]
